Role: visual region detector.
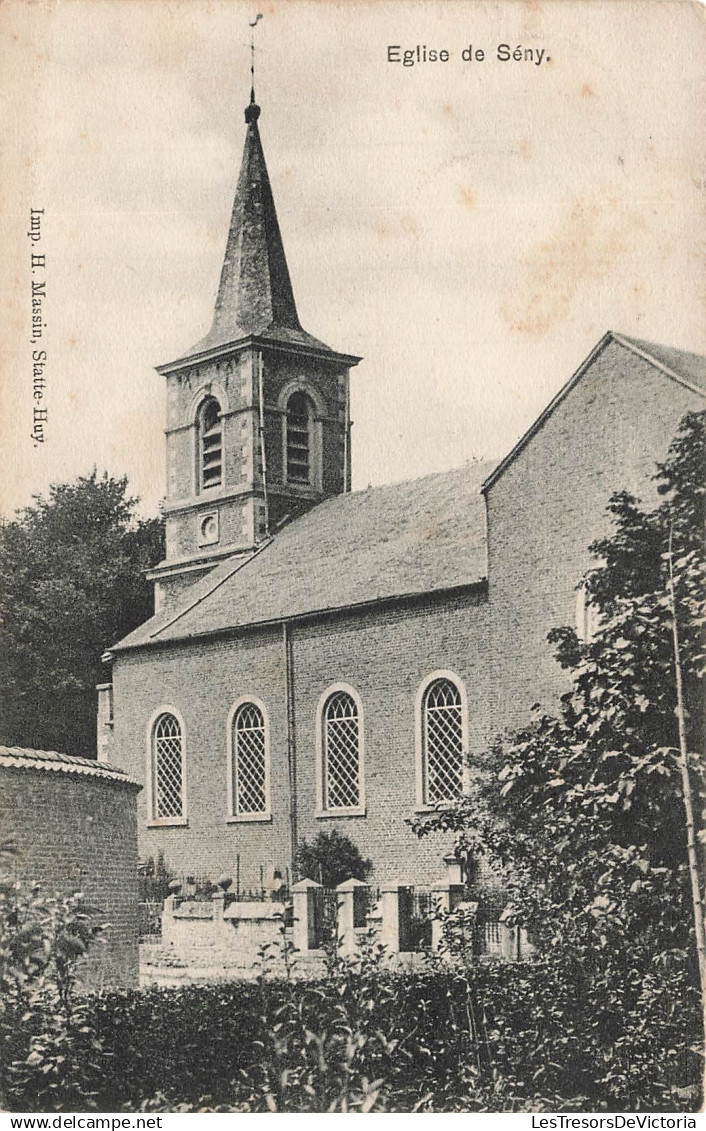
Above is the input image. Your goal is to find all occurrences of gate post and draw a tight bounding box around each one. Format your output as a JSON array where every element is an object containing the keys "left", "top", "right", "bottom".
[
  {"left": 380, "top": 881, "right": 413, "bottom": 952},
  {"left": 336, "top": 878, "right": 368, "bottom": 955},
  {"left": 291, "top": 878, "right": 324, "bottom": 952},
  {"left": 429, "top": 881, "right": 467, "bottom": 952}
]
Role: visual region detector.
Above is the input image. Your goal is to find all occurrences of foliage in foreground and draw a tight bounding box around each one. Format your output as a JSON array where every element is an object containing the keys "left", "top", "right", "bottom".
[
  {"left": 0, "top": 470, "right": 164, "bottom": 756},
  {"left": 0, "top": 873, "right": 106, "bottom": 1112},
  {"left": 414, "top": 410, "right": 706, "bottom": 1101},
  {"left": 1, "top": 881, "right": 701, "bottom": 1114},
  {"left": 4, "top": 955, "right": 702, "bottom": 1113}
]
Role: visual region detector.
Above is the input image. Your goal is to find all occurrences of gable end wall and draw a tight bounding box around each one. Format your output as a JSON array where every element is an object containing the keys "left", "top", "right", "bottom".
[{"left": 486, "top": 338, "right": 704, "bottom": 737}]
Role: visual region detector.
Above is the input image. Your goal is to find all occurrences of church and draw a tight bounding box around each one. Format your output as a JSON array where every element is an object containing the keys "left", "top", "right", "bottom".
[{"left": 99, "top": 88, "right": 706, "bottom": 890}]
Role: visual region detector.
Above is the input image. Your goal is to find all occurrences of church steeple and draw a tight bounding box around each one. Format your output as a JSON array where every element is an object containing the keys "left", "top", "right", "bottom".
[
  {"left": 203, "top": 94, "right": 302, "bottom": 351},
  {"left": 186, "top": 94, "right": 331, "bottom": 360},
  {"left": 151, "top": 82, "right": 361, "bottom": 612}
]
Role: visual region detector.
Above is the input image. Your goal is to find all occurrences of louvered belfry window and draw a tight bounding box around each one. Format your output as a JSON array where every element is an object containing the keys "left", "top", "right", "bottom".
[
  {"left": 233, "top": 702, "right": 268, "bottom": 815},
  {"left": 200, "top": 397, "right": 223, "bottom": 490},
  {"left": 323, "top": 691, "right": 361, "bottom": 810},
  {"left": 286, "top": 392, "right": 312, "bottom": 484},
  {"left": 423, "top": 678, "right": 464, "bottom": 803},
  {"left": 153, "top": 713, "right": 184, "bottom": 819}
]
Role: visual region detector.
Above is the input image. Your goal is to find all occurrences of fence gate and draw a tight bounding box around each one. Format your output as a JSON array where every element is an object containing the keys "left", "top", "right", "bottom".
[{"left": 138, "top": 900, "right": 162, "bottom": 942}]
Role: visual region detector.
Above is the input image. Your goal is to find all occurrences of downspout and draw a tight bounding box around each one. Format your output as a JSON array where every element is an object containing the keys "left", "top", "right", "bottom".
[
  {"left": 257, "top": 350, "right": 270, "bottom": 537},
  {"left": 282, "top": 620, "right": 298, "bottom": 878}
]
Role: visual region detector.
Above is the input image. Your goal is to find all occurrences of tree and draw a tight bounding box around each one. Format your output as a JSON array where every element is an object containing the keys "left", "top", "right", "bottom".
[
  {"left": 414, "top": 411, "right": 705, "bottom": 1104},
  {"left": 0, "top": 471, "right": 164, "bottom": 757}
]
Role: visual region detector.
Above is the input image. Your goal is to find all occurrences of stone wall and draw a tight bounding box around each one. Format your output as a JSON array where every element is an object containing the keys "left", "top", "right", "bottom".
[
  {"left": 0, "top": 764, "right": 141, "bottom": 988},
  {"left": 156, "top": 872, "right": 526, "bottom": 972},
  {"left": 161, "top": 894, "right": 286, "bottom": 968}
]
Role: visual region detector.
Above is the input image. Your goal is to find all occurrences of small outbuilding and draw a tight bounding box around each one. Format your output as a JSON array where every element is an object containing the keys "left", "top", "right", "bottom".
[{"left": 0, "top": 745, "right": 141, "bottom": 988}]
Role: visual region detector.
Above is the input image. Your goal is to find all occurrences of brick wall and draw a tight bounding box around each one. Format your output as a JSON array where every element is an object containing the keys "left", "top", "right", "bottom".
[
  {"left": 111, "top": 588, "right": 488, "bottom": 889},
  {"left": 290, "top": 592, "right": 489, "bottom": 884},
  {"left": 0, "top": 768, "right": 140, "bottom": 988},
  {"left": 486, "top": 338, "right": 704, "bottom": 738}
]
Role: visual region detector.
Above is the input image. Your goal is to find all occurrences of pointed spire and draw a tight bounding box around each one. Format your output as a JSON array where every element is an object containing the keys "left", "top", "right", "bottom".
[
  {"left": 204, "top": 96, "right": 302, "bottom": 347},
  {"left": 175, "top": 74, "right": 347, "bottom": 364}
]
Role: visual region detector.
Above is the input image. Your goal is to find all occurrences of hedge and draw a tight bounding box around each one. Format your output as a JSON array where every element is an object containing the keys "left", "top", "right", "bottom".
[{"left": 5, "top": 953, "right": 702, "bottom": 1113}]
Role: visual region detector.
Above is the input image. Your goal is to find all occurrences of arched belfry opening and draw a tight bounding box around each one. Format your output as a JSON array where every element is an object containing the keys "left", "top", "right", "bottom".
[
  {"left": 285, "top": 391, "right": 314, "bottom": 485},
  {"left": 198, "top": 396, "right": 223, "bottom": 492}
]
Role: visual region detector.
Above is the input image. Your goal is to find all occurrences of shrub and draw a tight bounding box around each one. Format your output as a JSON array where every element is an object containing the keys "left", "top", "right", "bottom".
[
  {"left": 137, "top": 852, "right": 175, "bottom": 904},
  {"left": 3, "top": 951, "right": 701, "bottom": 1112},
  {"left": 295, "top": 829, "right": 372, "bottom": 890},
  {"left": 0, "top": 878, "right": 106, "bottom": 1110},
  {"left": 412, "top": 411, "right": 706, "bottom": 1110}
]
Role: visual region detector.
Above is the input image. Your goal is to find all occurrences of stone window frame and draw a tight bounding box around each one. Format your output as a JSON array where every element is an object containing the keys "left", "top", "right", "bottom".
[
  {"left": 226, "top": 694, "right": 272, "bottom": 823},
  {"left": 197, "top": 510, "right": 220, "bottom": 547},
  {"left": 315, "top": 682, "right": 366, "bottom": 818},
  {"left": 277, "top": 380, "right": 325, "bottom": 492},
  {"left": 414, "top": 670, "right": 469, "bottom": 812},
  {"left": 146, "top": 706, "right": 188, "bottom": 827}
]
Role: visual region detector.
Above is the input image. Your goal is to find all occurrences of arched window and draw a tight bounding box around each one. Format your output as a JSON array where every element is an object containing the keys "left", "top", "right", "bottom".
[
  {"left": 230, "top": 700, "right": 270, "bottom": 819},
  {"left": 576, "top": 582, "right": 600, "bottom": 643},
  {"left": 419, "top": 676, "right": 466, "bottom": 805},
  {"left": 285, "top": 391, "right": 313, "bottom": 485},
  {"left": 319, "top": 687, "right": 364, "bottom": 813},
  {"left": 198, "top": 396, "right": 223, "bottom": 490},
  {"left": 150, "top": 711, "right": 185, "bottom": 822}
]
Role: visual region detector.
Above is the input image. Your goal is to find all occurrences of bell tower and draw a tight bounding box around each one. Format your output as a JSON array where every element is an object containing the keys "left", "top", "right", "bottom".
[{"left": 148, "top": 90, "right": 361, "bottom": 611}]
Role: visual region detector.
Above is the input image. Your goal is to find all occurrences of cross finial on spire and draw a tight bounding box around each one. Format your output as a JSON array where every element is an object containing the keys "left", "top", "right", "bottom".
[{"left": 249, "top": 13, "right": 263, "bottom": 104}]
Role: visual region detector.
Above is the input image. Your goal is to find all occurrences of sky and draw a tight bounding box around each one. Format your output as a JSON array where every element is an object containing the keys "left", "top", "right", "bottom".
[{"left": 2, "top": 0, "right": 705, "bottom": 519}]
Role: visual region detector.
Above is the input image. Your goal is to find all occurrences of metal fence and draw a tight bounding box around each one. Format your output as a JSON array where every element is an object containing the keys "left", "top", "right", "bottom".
[
  {"left": 137, "top": 869, "right": 292, "bottom": 942},
  {"left": 138, "top": 900, "right": 162, "bottom": 943},
  {"left": 408, "top": 888, "right": 434, "bottom": 951},
  {"left": 138, "top": 863, "right": 293, "bottom": 905}
]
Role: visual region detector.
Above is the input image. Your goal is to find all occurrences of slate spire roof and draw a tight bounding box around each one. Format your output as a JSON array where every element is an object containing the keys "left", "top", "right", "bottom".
[{"left": 180, "top": 93, "right": 336, "bottom": 361}]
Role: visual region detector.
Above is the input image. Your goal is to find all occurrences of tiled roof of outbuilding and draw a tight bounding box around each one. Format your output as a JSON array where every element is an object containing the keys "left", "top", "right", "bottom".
[
  {"left": 111, "top": 460, "right": 495, "bottom": 654},
  {"left": 0, "top": 745, "right": 140, "bottom": 787}
]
